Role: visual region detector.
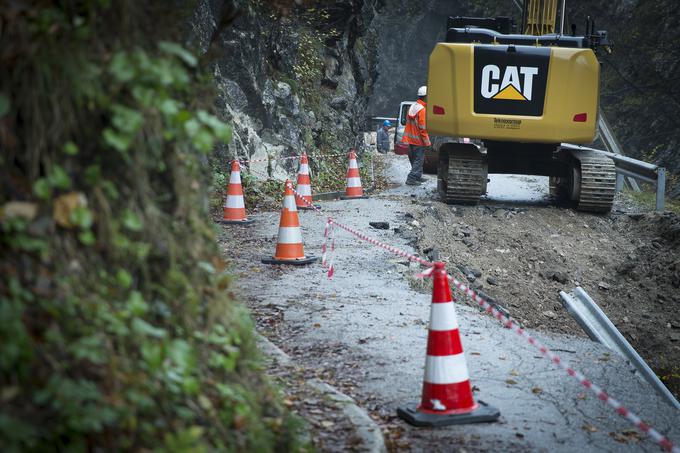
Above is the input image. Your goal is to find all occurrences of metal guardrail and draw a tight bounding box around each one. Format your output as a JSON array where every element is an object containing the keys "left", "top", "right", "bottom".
[
  {"left": 597, "top": 113, "right": 641, "bottom": 192},
  {"left": 561, "top": 143, "right": 667, "bottom": 211},
  {"left": 560, "top": 287, "right": 680, "bottom": 411}
]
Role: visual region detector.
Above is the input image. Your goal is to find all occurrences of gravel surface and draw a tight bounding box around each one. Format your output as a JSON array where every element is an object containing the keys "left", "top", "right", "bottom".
[
  {"left": 400, "top": 192, "right": 680, "bottom": 400},
  {"left": 216, "top": 153, "right": 680, "bottom": 451}
]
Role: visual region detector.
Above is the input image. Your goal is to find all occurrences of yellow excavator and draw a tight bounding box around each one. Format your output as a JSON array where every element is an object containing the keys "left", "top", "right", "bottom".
[{"left": 428, "top": 0, "right": 615, "bottom": 212}]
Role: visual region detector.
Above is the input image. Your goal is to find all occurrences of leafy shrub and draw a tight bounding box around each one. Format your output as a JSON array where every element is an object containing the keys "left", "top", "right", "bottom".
[{"left": 0, "top": 2, "right": 300, "bottom": 451}]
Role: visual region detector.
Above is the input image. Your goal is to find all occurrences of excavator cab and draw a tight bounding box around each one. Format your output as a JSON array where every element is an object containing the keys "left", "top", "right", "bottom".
[{"left": 427, "top": 6, "right": 616, "bottom": 212}]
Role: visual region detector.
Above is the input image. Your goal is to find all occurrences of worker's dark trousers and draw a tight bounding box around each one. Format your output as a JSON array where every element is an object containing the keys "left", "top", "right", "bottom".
[{"left": 406, "top": 145, "right": 425, "bottom": 183}]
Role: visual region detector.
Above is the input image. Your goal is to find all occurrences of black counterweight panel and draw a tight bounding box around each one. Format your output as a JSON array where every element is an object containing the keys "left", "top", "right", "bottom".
[{"left": 473, "top": 45, "right": 550, "bottom": 117}]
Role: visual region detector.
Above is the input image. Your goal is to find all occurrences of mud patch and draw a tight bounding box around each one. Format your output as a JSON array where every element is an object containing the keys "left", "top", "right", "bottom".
[{"left": 402, "top": 201, "right": 680, "bottom": 399}]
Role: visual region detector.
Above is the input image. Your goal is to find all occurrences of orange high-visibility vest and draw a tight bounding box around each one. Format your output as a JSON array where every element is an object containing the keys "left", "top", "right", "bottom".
[{"left": 401, "top": 99, "right": 431, "bottom": 147}]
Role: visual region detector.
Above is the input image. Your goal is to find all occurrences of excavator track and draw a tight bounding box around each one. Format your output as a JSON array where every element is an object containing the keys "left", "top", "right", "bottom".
[
  {"left": 438, "top": 143, "right": 487, "bottom": 204},
  {"left": 572, "top": 151, "right": 616, "bottom": 213}
]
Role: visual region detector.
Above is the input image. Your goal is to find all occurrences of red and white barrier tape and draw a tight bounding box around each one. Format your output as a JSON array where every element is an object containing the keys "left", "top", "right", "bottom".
[
  {"left": 321, "top": 219, "right": 330, "bottom": 265},
  {"left": 308, "top": 152, "right": 348, "bottom": 160},
  {"left": 447, "top": 275, "right": 678, "bottom": 453},
  {"left": 329, "top": 219, "right": 430, "bottom": 266},
  {"left": 288, "top": 184, "right": 325, "bottom": 214},
  {"left": 232, "top": 152, "right": 348, "bottom": 166},
  {"left": 287, "top": 183, "right": 678, "bottom": 452},
  {"left": 321, "top": 218, "right": 336, "bottom": 278}
]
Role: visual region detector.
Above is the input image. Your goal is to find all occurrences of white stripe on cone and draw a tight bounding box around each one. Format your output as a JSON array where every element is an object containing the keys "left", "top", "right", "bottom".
[
  {"left": 229, "top": 171, "right": 241, "bottom": 184},
  {"left": 277, "top": 226, "right": 303, "bottom": 244},
  {"left": 297, "top": 185, "right": 312, "bottom": 196},
  {"left": 225, "top": 196, "right": 245, "bottom": 209},
  {"left": 347, "top": 177, "right": 362, "bottom": 187},
  {"left": 429, "top": 302, "right": 459, "bottom": 331},
  {"left": 349, "top": 159, "right": 358, "bottom": 169},
  {"left": 299, "top": 163, "right": 310, "bottom": 173},
  {"left": 424, "top": 354, "right": 470, "bottom": 384},
  {"left": 283, "top": 195, "right": 298, "bottom": 211}
]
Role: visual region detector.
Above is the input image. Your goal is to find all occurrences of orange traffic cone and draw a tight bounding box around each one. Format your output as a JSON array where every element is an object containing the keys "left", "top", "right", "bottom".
[
  {"left": 221, "top": 160, "right": 254, "bottom": 225},
  {"left": 295, "top": 153, "right": 318, "bottom": 210},
  {"left": 397, "top": 262, "right": 499, "bottom": 426},
  {"left": 341, "top": 149, "right": 367, "bottom": 199},
  {"left": 262, "top": 180, "right": 317, "bottom": 265}
]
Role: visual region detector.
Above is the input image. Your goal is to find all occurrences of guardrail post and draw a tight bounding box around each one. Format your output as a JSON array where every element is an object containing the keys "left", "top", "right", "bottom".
[
  {"left": 615, "top": 173, "right": 624, "bottom": 193},
  {"left": 656, "top": 167, "right": 666, "bottom": 212}
]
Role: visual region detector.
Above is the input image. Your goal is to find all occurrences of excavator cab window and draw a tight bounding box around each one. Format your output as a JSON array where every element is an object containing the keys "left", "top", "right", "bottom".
[{"left": 399, "top": 103, "right": 411, "bottom": 126}]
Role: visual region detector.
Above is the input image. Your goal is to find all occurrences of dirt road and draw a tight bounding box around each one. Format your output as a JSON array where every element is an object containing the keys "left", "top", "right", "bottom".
[
  {"left": 400, "top": 171, "right": 680, "bottom": 399},
  {"left": 219, "top": 153, "right": 680, "bottom": 452}
]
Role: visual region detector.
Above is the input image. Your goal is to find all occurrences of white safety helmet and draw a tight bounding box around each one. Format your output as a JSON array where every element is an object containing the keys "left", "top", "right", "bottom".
[{"left": 417, "top": 85, "right": 427, "bottom": 97}]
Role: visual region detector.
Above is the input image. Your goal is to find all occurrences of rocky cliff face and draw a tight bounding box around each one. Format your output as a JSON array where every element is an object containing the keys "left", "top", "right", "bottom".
[
  {"left": 192, "top": 0, "right": 378, "bottom": 177},
  {"left": 367, "top": 1, "right": 466, "bottom": 116},
  {"left": 564, "top": 0, "right": 680, "bottom": 194},
  {"left": 193, "top": 0, "right": 679, "bottom": 194}
]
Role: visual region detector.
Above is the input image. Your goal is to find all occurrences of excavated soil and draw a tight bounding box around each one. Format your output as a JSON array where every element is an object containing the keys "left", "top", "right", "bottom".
[{"left": 398, "top": 196, "right": 680, "bottom": 399}]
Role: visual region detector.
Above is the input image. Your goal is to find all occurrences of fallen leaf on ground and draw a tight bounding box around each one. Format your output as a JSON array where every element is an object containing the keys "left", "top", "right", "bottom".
[
  {"left": 531, "top": 386, "right": 543, "bottom": 394},
  {"left": 609, "top": 429, "right": 641, "bottom": 443},
  {"left": 506, "top": 379, "right": 518, "bottom": 385},
  {"left": 582, "top": 424, "right": 598, "bottom": 433}
]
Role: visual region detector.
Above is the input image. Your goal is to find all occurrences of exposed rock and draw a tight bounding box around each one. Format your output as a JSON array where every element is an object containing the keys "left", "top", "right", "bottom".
[
  {"left": 423, "top": 247, "right": 439, "bottom": 261},
  {"left": 273, "top": 81, "right": 292, "bottom": 99},
  {"left": 194, "top": 0, "right": 378, "bottom": 172},
  {"left": 542, "top": 310, "right": 558, "bottom": 320},
  {"left": 539, "top": 268, "right": 569, "bottom": 284},
  {"left": 369, "top": 222, "right": 389, "bottom": 230},
  {"left": 330, "top": 97, "right": 349, "bottom": 111}
]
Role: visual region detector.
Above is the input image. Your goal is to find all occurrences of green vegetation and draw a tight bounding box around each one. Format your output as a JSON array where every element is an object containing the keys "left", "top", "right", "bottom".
[
  {"left": 624, "top": 189, "right": 680, "bottom": 215},
  {"left": 0, "top": 2, "right": 300, "bottom": 451},
  {"left": 210, "top": 151, "right": 378, "bottom": 215}
]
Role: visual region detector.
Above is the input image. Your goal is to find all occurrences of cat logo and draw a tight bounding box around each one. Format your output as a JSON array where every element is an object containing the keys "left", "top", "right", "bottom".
[
  {"left": 481, "top": 65, "right": 538, "bottom": 101},
  {"left": 474, "top": 46, "right": 550, "bottom": 117}
]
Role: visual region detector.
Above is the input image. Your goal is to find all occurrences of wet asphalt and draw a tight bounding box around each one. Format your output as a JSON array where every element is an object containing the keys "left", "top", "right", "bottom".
[{"left": 225, "top": 153, "right": 680, "bottom": 452}]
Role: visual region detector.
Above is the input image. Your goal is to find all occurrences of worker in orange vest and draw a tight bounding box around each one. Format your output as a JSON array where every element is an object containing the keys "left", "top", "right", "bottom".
[{"left": 401, "top": 86, "right": 431, "bottom": 185}]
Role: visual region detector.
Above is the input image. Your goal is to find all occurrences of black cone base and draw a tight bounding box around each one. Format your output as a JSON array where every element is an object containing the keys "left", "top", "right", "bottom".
[
  {"left": 220, "top": 218, "right": 255, "bottom": 225},
  {"left": 261, "top": 256, "right": 318, "bottom": 266},
  {"left": 397, "top": 400, "right": 500, "bottom": 427},
  {"left": 340, "top": 195, "right": 368, "bottom": 200}
]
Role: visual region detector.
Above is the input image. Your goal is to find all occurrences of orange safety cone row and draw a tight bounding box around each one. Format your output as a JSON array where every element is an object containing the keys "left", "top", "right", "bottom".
[
  {"left": 221, "top": 160, "right": 254, "bottom": 225},
  {"left": 262, "top": 180, "right": 317, "bottom": 266},
  {"left": 295, "top": 153, "right": 318, "bottom": 210},
  {"left": 340, "top": 149, "right": 367, "bottom": 199},
  {"left": 397, "top": 262, "right": 500, "bottom": 427}
]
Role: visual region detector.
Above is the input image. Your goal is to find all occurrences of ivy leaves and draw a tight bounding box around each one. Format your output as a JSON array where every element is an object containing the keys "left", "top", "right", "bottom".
[{"left": 104, "top": 43, "right": 231, "bottom": 156}]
